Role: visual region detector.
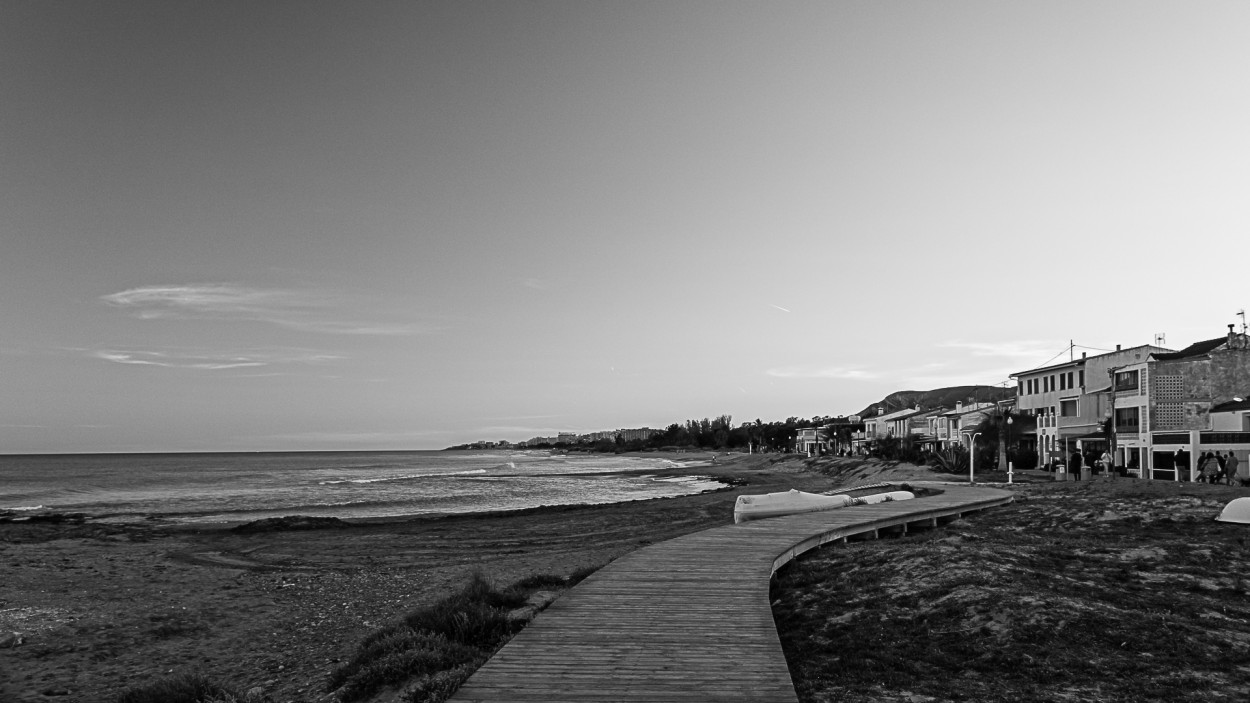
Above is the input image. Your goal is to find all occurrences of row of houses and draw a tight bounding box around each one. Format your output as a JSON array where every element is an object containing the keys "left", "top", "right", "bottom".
[
  {"left": 842, "top": 325, "right": 1250, "bottom": 480},
  {"left": 1013, "top": 326, "right": 1250, "bottom": 480},
  {"left": 793, "top": 401, "right": 1007, "bottom": 456}
]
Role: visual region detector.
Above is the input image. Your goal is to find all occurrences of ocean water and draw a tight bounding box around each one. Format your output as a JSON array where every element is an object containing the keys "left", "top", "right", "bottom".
[{"left": 0, "top": 451, "right": 724, "bottom": 525}]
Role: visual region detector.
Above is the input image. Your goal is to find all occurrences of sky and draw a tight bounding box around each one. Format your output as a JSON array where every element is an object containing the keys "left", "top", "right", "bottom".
[{"left": 4, "top": 1, "right": 1250, "bottom": 453}]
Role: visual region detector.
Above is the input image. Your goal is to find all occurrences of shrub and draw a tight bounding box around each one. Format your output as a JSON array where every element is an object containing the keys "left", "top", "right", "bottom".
[
  {"left": 115, "top": 672, "right": 239, "bottom": 703},
  {"left": 328, "top": 568, "right": 597, "bottom": 703},
  {"left": 929, "top": 446, "right": 969, "bottom": 474}
]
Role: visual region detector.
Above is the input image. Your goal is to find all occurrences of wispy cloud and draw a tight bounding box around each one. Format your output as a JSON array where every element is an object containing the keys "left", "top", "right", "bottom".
[
  {"left": 768, "top": 304, "right": 791, "bottom": 313},
  {"left": 91, "top": 348, "right": 342, "bottom": 370},
  {"left": 101, "top": 284, "right": 430, "bottom": 335}
]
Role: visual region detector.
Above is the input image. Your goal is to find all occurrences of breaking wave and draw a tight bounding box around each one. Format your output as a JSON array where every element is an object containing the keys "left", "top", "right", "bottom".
[{"left": 319, "top": 468, "right": 488, "bottom": 485}]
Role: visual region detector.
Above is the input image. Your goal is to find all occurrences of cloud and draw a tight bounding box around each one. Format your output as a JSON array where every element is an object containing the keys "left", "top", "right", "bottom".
[
  {"left": 101, "top": 284, "right": 429, "bottom": 335},
  {"left": 768, "top": 304, "right": 791, "bottom": 313},
  {"left": 766, "top": 365, "right": 880, "bottom": 380},
  {"left": 91, "top": 348, "right": 342, "bottom": 370}
]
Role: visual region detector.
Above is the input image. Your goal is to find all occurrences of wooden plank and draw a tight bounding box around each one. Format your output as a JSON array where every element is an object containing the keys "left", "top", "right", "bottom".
[{"left": 450, "top": 485, "right": 1011, "bottom": 703}]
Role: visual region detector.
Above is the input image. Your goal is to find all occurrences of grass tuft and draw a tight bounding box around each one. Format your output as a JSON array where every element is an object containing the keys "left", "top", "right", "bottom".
[
  {"left": 327, "top": 567, "right": 600, "bottom": 703},
  {"left": 114, "top": 672, "right": 240, "bottom": 703}
]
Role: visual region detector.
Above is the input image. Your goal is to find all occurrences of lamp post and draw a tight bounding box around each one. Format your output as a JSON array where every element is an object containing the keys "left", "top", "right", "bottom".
[
  {"left": 962, "top": 431, "right": 981, "bottom": 485},
  {"left": 1006, "top": 416, "right": 1014, "bottom": 484}
]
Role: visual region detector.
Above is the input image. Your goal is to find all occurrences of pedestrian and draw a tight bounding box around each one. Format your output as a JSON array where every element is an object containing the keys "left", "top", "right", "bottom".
[
  {"left": 1100, "top": 450, "right": 1113, "bottom": 478},
  {"left": 1224, "top": 451, "right": 1239, "bottom": 486},
  {"left": 1201, "top": 452, "right": 1221, "bottom": 483},
  {"left": 1070, "top": 450, "right": 1083, "bottom": 479},
  {"left": 1176, "top": 448, "right": 1190, "bottom": 481}
]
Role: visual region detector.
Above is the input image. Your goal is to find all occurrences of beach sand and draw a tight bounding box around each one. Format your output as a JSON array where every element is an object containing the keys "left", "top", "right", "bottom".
[{"left": 1, "top": 452, "right": 891, "bottom": 702}]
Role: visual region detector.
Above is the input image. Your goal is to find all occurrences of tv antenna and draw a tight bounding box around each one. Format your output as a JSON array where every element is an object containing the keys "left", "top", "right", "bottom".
[
  {"left": 1154, "top": 332, "right": 1166, "bottom": 346},
  {"left": 1239, "top": 310, "right": 1247, "bottom": 334}
]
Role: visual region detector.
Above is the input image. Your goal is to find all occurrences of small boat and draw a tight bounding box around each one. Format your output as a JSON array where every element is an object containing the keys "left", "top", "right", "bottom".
[
  {"left": 1216, "top": 497, "right": 1250, "bottom": 524},
  {"left": 852, "top": 490, "right": 915, "bottom": 506},
  {"left": 733, "top": 489, "right": 915, "bottom": 524},
  {"left": 734, "top": 490, "right": 853, "bottom": 523}
]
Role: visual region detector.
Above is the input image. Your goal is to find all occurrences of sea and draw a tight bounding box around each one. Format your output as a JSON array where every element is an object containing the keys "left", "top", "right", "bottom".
[{"left": 0, "top": 451, "right": 725, "bottom": 525}]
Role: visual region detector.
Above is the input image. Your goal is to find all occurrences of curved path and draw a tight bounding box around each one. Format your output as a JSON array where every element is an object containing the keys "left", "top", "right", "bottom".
[{"left": 451, "top": 485, "right": 1013, "bottom": 703}]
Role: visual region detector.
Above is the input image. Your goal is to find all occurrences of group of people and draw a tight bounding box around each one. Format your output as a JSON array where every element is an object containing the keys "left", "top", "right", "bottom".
[
  {"left": 1063, "top": 449, "right": 1115, "bottom": 476},
  {"left": 1175, "top": 448, "right": 1240, "bottom": 484}
]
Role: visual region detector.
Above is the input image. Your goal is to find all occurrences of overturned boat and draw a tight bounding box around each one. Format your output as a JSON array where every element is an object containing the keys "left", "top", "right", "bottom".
[{"left": 733, "top": 489, "right": 914, "bottom": 524}]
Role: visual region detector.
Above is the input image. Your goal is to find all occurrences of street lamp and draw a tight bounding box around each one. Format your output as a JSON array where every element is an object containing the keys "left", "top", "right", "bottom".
[
  {"left": 962, "top": 431, "right": 982, "bottom": 485},
  {"left": 1006, "top": 416, "right": 1014, "bottom": 484}
]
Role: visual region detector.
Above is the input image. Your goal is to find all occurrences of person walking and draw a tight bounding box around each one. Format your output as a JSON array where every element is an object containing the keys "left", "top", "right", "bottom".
[
  {"left": 1224, "top": 451, "right": 1239, "bottom": 486},
  {"left": 1100, "top": 450, "right": 1114, "bottom": 478},
  {"left": 1201, "top": 452, "right": 1221, "bottom": 483},
  {"left": 1175, "top": 448, "right": 1190, "bottom": 481}
]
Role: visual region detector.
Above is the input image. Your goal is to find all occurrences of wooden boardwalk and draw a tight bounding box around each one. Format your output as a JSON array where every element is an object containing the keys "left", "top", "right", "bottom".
[{"left": 451, "top": 485, "right": 1013, "bottom": 703}]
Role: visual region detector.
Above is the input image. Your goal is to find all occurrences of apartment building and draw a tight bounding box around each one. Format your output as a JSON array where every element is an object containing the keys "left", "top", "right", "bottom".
[
  {"left": 1011, "top": 344, "right": 1167, "bottom": 469},
  {"left": 1135, "top": 328, "right": 1250, "bottom": 480}
]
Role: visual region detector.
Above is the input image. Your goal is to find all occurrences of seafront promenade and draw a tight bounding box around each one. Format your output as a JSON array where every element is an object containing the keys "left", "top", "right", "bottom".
[{"left": 451, "top": 485, "right": 1014, "bottom": 702}]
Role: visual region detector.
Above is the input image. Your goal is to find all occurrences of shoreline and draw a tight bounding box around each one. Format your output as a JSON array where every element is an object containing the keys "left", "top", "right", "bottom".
[
  {"left": 2, "top": 452, "right": 851, "bottom": 702},
  {"left": 8, "top": 475, "right": 740, "bottom": 532},
  {"left": 1, "top": 451, "right": 732, "bottom": 530}
]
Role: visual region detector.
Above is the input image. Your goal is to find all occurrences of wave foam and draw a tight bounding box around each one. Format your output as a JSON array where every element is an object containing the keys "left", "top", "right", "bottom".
[{"left": 319, "top": 468, "right": 487, "bottom": 485}]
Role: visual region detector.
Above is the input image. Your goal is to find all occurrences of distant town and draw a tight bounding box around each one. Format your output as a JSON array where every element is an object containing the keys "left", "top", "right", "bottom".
[{"left": 451, "top": 324, "right": 1250, "bottom": 484}]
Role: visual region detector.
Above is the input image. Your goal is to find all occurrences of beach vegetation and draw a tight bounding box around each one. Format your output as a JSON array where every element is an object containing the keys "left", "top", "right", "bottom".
[
  {"left": 326, "top": 568, "right": 597, "bottom": 703},
  {"left": 772, "top": 480, "right": 1250, "bottom": 702},
  {"left": 113, "top": 672, "right": 244, "bottom": 703}
]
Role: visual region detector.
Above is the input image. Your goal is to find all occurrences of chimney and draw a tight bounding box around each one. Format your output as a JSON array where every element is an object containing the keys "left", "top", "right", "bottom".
[
  {"left": 1116, "top": 344, "right": 1121, "bottom": 351},
  {"left": 1230, "top": 324, "right": 1237, "bottom": 345},
  {"left": 1082, "top": 352, "right": 1087, "bottom": 359}
]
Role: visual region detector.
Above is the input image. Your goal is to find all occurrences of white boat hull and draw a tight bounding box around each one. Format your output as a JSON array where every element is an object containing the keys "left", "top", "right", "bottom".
[{"left": 733, "top": 489, "right": 915, "bottom": 523}]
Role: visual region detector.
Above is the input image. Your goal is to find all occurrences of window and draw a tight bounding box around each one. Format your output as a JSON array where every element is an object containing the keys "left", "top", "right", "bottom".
[
  {"left": 1060, "top": 399, "right": 1078, "bottom": 417},
  {"left": 1115, "top": 407, "right": 1140, "bottom": 430},
  {"left": 1114, "top": 370, "right": 1140, "bottom": 392},
  {"left": 1059, "top": 374, "right": 1066, "bottom": 391},
  {"left": 1078, "top": 370, "right": 1085, "bottom": 388}
]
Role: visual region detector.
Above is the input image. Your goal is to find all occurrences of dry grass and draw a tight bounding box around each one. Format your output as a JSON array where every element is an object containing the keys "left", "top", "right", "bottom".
[{"left": 772, "top": 479, "right": 1250, "bottom": 702}]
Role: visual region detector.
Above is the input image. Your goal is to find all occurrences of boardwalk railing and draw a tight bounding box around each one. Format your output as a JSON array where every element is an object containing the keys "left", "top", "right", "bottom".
[{"left": 451, "top": 485, "right": 1013, "bottom": 702}]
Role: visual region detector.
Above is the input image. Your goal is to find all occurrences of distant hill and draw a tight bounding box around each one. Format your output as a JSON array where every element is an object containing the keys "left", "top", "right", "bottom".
[{"left": 856, "top": 385, "right": 1014, "bottom": 418}]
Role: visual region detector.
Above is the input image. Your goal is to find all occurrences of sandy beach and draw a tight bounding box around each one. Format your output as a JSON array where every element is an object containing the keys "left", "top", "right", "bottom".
[{"left": 0, "top": 452, "right": 855, "bottom": 702}]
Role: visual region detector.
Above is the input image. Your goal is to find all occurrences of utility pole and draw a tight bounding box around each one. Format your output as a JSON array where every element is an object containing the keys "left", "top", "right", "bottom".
[
  {"left": 997, "top": 404, "right": 1008, "bottom": 472},
  {"left": 1107, "top": 366, "right": 1119, "bottom": 470}
]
